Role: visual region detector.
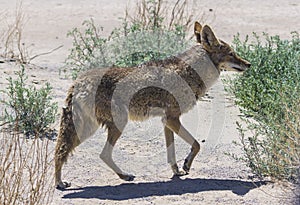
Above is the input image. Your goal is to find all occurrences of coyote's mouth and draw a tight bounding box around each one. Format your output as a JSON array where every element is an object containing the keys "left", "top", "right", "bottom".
[
  {"left": 232, "top": 66, "right": 245, "bottom": 72},
  {"left": 219, "top": 63, "right": 246, "bottom": 72}
]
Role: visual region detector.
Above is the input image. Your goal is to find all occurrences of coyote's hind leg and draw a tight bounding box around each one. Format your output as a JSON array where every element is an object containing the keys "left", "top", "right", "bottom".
[
  {"left": 100, "top": 124, "right": 135, "bottom": 181},
  {"left": 55, "top": 107, "right": 81, "bottom": 190}
]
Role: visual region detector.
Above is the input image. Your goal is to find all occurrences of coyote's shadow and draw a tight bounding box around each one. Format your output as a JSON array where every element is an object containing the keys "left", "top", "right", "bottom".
[{"left": 62, "top": 177, "right": 267, "bottom": 200}]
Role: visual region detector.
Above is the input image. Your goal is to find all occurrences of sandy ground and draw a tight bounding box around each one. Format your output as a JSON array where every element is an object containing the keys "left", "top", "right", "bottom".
[{"left": 0, "top": 0, "right": 300, "bottom": 204}]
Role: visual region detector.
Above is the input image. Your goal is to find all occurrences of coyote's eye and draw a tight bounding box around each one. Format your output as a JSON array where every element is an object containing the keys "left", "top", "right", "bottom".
[{"left": 229, "top": 52, "right": 234, "bottom": 57}]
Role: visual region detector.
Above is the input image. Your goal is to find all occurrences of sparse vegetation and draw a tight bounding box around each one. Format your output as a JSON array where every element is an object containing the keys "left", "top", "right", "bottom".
[
  {"left": 0, "top": 2, "right": 58, "bottom": 205},
  {"left": 0, "top": 1, "right": 28, "bottom": 63},
  {"left": 0, "top": 66, "right": 58, "bottom": 137},
  {"left": 0, "top": 126, "right": 54, "bottom": 205},
  {"left": 65, "top": 0, "right": 198, "bottom": 79},
  {"left": 225, "top": 32, "right": 300, "bottom": 186},
  {"left": 0, "top": 1, "right": 62, "bottom": 64},
  {"left": 0, "top": 67, "right": 56, "bottom": 205}
]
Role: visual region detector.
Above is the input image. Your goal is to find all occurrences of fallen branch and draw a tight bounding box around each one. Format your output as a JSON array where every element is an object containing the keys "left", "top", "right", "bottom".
[{"left": 29, "top": 45, "right": 63, "bottom": 62}]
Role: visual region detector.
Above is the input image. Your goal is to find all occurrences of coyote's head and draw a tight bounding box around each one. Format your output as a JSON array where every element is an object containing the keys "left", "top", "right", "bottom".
[{"left": 194, "top": 22, "right": 251, "bottom": 72}]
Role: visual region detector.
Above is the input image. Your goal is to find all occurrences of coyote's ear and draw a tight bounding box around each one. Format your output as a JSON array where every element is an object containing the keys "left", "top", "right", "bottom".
[
  {"left": 201, "top": 25, "right": 221, "bottom": 51},
  {"left": 194, "top": 21, "right": 202, "bottom": 43}
]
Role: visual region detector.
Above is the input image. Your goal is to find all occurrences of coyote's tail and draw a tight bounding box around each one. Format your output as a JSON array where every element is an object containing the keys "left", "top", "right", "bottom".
[
  {"left": 55, "top": 85, "right": 80, "bottom": 165},
  {"left": 64, "top": 85, "right": 74, "bottom": 112}
]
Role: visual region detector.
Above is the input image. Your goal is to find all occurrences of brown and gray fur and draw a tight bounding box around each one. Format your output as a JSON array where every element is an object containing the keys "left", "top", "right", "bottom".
[{"left": 55, "top": 22, "right": 251, "bottom": 189}]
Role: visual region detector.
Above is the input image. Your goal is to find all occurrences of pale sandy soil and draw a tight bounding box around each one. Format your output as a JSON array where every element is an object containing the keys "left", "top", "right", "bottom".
[{"left": 0, "top": 0, "right": 299, "bottom": 204}]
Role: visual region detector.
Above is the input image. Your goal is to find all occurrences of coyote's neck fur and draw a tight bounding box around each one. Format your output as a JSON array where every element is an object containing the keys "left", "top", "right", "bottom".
[{"left": 145, "top": 45, "right": 220, "bottom": 91}]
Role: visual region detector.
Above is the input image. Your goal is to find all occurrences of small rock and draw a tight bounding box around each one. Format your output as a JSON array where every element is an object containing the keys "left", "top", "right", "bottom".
[{"left": 32, "top": 80, "right": 39, "bottom": 84}]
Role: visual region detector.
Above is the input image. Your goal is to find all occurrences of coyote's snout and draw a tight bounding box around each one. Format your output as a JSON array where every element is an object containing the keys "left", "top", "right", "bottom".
[{"left": 55, "top": 22, "right": 250, "bottom": 189}]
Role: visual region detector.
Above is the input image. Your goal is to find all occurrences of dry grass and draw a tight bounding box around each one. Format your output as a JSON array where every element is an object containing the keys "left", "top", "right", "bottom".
[
  {"left": 0, "top": 1, "right": 28, "bottom": 63},
  {"left": 269, "top": 98, "right": 300, "bottom": 201},
  {"left": 278, "top": 99, "right": 300, "bottom": 200},
  {"left": 125, "top": 0, "right": 202, "bottom": 35},
  {"left": 0, "top": 126, "right": 55, "bottom": 205}
]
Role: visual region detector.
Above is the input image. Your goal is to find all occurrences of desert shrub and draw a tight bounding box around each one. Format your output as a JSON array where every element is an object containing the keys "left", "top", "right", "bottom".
[
  {"left": 0, "top": 66, "right": 58, "bottom": 137},
  {"left": 65, "top": 0, "right": 197, "bottom": 79},
  {"left": 225, "top": 32, "right": 300, "bottom": 183}
]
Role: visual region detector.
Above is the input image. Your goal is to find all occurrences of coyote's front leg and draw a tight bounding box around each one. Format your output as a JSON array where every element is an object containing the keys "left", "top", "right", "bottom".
[
  {"left": 164, "top": 117, "right": 200, "bottom": 174},
  {"left": 164, "top": 126, "right": 187, "bottom": 176}
]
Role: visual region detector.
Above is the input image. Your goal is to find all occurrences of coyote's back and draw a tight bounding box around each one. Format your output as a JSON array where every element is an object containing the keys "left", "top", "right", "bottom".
[{"left": 55, "top": 22, "right": 250, "bottom": 189}]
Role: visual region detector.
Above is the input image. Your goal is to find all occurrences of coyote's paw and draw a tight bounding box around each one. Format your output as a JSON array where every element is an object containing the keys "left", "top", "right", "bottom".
[
  {"left": 174, "top": 169, "right": 188, "bottom": 176},
  {"left": 118, "top": 173, "right": 135, "bottom": 181},
  {"left": 182, "top": 166, "right": 190, "bottom": 174},
  {"left": 56, "top": 181, "right": 71, "bottom": 190},
  {"left": 183, "top": 159, "right": 191, "bottom": 174},
  {"left": 171, "top": 164, "right": 188, "bottom": 176}
]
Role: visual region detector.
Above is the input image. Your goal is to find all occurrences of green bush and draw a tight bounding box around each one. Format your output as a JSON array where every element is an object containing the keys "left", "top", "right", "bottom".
[
  {"left": 225, "top": 32, "right": 300, "bottom": 183},
  {"left": 64, "top": 0, "right": 194, "bottom": 79},
  {"left": 0, "top": 66, "right": 58, "bottom": 137}
]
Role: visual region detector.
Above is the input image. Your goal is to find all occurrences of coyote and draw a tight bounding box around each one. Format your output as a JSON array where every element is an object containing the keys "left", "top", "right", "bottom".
[{"left": 55, "top": 22, "right": 250, "bottom": 189}]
